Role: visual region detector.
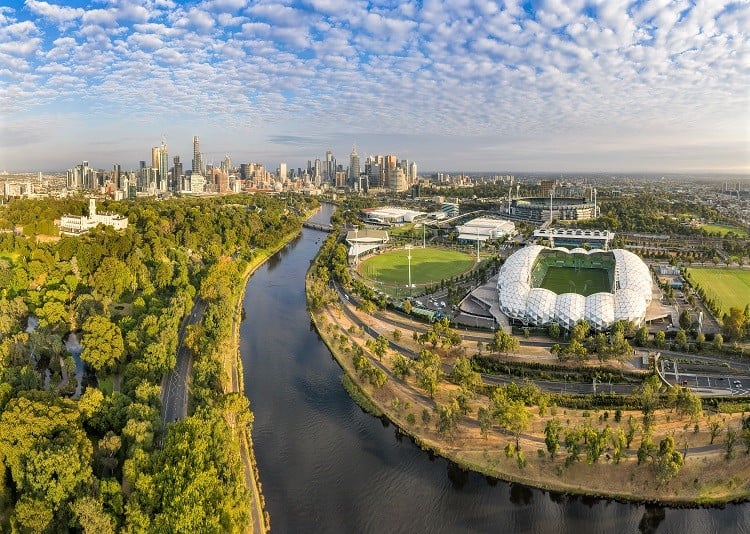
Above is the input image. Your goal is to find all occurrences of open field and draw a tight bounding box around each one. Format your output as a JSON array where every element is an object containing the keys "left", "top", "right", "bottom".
[
  {"left": 538, "top": 266, "right": 611, "bottom": 296},
  {"left": 700, "top": 223, "right": 747, "bottom": 237},
  {"left": 359, "top": 247, "right": 474, "bottom": 286},
  {"left": 687, "top": 267, "right": 750, "bottom": 315}
]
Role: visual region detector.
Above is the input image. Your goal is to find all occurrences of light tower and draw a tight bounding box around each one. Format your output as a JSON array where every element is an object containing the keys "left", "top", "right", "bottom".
[{"left": 405, "top": 244, "right": 413, "bottom": 296}]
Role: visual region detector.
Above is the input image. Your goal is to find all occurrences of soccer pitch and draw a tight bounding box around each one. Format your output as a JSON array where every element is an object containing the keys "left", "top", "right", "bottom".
[
  {"left": 538, "top": 266, "right": 611, "bottom": 296},
  {"left": 687, "top": 268, "right": 750, "bottom": 315},
  {"left": 359, "top": 248, "right": 474, "bottom": 286}
]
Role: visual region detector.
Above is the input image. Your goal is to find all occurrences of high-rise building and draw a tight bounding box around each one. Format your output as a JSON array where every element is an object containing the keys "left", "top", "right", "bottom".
[
  {"left": 172, "top": 156, "right": 183, "bottom": 192},
  {"left": 349, "top": 146, "right": 360, "bottom": 184},
  {"left": 192, "top": 136, "right": 203, "bottom": 175},
  {"left": 279, "top": 162, "right": 287, "bottom": 181},
  {"left": 152, "top": 140, "right": 168, "bottom": 191},
  {"left": 113, "top": 164, "right": 121, "bottom": 190}
]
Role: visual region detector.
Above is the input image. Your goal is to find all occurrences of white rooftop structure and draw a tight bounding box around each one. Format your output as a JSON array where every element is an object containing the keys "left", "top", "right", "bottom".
[
  {"left": 456, "top": 217, "right": 515, "bottom": 242},
  {"left": 533, "top": 228, "right": 614, "bottom": 249},
  {"left": 59, "top": 199, "right": 128, "bottom": 236},
  {"left": 497, "top": 245, "right": 653, "bottom": 331},
  {"left": 346, "top": 228, "right": 389, "bottom": 258},
  {"left": 361, "top": 207, "right": 426, "bottom": 225}
]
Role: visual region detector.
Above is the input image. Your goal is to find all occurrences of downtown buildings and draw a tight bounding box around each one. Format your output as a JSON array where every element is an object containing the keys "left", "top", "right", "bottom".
[{"left": 63, "top": 136, "right": 420, "bottom": 197}]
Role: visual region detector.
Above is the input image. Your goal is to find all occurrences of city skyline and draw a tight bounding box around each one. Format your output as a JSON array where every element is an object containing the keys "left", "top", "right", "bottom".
[{"left": 1, "top": 0, "right": 748, "bottom": 174}]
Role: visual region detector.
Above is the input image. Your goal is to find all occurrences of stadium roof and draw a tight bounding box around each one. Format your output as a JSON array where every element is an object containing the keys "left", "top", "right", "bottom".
[{"left": 497, "top": 245, "right": 653, "bottom": 330}]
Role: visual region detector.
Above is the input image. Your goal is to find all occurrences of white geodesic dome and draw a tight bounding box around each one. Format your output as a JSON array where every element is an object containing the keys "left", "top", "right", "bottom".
[
  {"left": 585, "top": 292, "right": 615, "bottom": 331},
  {"left": 497, "top": 246, "right": 653, "bottom": 330},
  {"left": 526, "top": 288, "right": 557, "bottom": 325},
  {"left": 555, "top": 293, "right": 586, "bottom": 329}
]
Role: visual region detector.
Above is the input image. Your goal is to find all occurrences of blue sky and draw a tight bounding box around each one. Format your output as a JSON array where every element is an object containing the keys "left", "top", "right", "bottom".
[{"left": 0, "top": 0, "right": 748, "bottom": 174}]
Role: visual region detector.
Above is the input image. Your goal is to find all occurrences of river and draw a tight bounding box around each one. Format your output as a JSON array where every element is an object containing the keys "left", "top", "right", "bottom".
[{"left": 239, "top": 204, "right": 748, "bottom": 533}]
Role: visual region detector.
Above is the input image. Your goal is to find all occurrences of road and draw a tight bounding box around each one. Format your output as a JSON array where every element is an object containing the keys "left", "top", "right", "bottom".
[
  {"left": 658, "top": 357, "right": 750, "bottom": 397},
  {"left": 160, "top": 298, "right": 207, "bottom": 427}
]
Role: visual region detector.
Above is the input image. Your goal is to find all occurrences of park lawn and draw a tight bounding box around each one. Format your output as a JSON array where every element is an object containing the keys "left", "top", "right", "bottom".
[
  {"left": 700, "top": 223, "right": 747, "bottom": 237},
  {"left": 539, "top": 266, "right": 611, "bottom": 296},
  {"left": 687, "top": 267, "right": 750, "bottom": 315},
  {"left": 359, "top": 247, "right": 474, "bottom": 285}
]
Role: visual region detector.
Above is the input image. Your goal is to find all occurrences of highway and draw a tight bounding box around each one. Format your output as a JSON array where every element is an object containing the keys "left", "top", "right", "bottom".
[{"left": 160, "top": 298, "right": 207, "bottom": 426}]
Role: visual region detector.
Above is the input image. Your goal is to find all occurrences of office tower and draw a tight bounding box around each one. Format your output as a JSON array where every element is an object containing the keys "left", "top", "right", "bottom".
[
  {"left": 279, "top": 162, "right": 287, "bottom": 181},
  {"left": 113, "top": 164, "right": 121, "bottom": 190},
  {"left": 349, "top": 146, "right": 360, "bottom": 183},
  {"left": 192, "top": 136, "right": 203, "bottom": 175},
  {"left": 221, "top": 154, "right": 232, "bottom": 175},
  {"left": 410, "top": 161, "right": 417, "bottom": 184},
  {"left": 173, "top": 156, "right": 183, "bottom": 192},
  {"left": 152, "top": 140, "right": 168, "bottom": 191},
  {"left": 314, "top": 158, "right": 322, "bottom": 185}
]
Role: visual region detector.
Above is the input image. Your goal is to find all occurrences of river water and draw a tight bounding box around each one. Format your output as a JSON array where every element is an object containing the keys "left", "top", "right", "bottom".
[{"left": 240, "top": 204, "right": 747, "bottom": 533}]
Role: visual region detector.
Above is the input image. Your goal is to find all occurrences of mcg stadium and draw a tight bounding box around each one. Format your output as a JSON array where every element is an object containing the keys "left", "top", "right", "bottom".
[{"left": 496, "top": 245, "right": 653, "bottom": 331}]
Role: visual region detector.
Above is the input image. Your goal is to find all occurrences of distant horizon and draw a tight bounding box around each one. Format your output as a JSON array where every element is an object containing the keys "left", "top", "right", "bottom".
[{"left": 1, "top": 1, "right": 748, "bottom": 174}]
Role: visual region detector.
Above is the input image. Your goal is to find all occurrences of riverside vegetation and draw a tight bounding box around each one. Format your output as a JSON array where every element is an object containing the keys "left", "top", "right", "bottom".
[
  {"left": 0, "top": 193, "right": 316, "bottom": 532},
  {"left": 306, "top": 210, "right": 750, "bottom": 505}
]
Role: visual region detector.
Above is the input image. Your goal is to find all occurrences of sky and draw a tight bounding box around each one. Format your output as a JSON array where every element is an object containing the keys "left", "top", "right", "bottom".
[{"left": 0, "top": 0, "right": 748, "bottom": 174}]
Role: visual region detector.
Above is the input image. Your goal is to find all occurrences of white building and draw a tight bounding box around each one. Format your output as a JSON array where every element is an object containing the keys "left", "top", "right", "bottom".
[
  {"left": 345, "top": 228, "right": 389, "bottom": 259},
  {"left": 361, "top": 207, "right": 426, "bottom": 225},
  {"left": 456, "top": 217, "right": 515, "bottom": 243},
  {"left": 59, "top": 199, "right": 128, "bottom": 236}
]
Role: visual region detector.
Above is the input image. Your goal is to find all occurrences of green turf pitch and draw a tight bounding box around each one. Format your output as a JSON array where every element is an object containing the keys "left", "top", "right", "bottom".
[
  {"left": 359, "top": 248, "right": 474, "bottom": 285},
  {"left": 687, "top": 268, "right": 750, "bottom": 316},
  {"left": 538, "top": 267, "right": 611, "bottom": 296}
]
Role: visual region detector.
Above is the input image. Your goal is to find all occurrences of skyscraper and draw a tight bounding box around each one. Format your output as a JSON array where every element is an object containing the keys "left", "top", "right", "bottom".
[
  {"left": 192, "top": 136, "right": 203, "bottom": 175},
  {"left": 349, "top": 146, "right": 360, "bottom": 184},
  {"left": 152, "top": 139, "right": 168, "bottom": 191},
  {"left": 172, "top": 156, "right": 183, "bottom": 192}
]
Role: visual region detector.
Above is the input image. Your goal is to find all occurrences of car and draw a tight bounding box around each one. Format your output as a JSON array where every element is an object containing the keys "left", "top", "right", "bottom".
[
  {"left": 682, "top": 380, "right": 688, "bottom": 386},
  {"left": 734, "top": 380, "right": 742, "bottom": 387},
  {"left": 719, "top": 377, "right": 725, "bottom": 381},
  {"left": 440, "top": 301, "right": 446, "bottom": 307}
]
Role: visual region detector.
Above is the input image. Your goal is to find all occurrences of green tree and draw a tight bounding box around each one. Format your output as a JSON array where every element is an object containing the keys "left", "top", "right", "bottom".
[
  {"left": 90, "top": 257, "right": 134, "bottom": 302},
  {"left": 416, "top": 349, "right": 442, "bottom": 398},
  {"left": 635, "top": 326, "right": 649, "bottom": 347},
  {"left": 544, "top": 418, "right": 562, "bottom": 458},
  {"left": 713, "top": 333, "right": 723, "bottom": 350},
  {"left": 494, "top": 397, "right": 530, "bottom": 451},
  {"left": 654, "top": 330, "right": 666, "bottom": 348},
  {"left": 675, "top": 329, "right": 689, "bottom": 351},
  {"left": 490, "top": 328, "right": 520, "bottom": 354},
  {"left": 81, "top": 315, "right": 125, "bottom": 373},
  {"left": 655, "top": 435, "right": 684, "bottom": 485},
  {"left": 548, "top": 322, "right": 561, "bottom": 340},
  {"left": 477, "top": 406, "right": 493, "bottom": 438},
  {"left": 391, "top": 354, "right": 413, "bottom": 380},
  {"left": 612, "top": 428, "right": 627, "bottom": 464},
  {"left": 450, "top": 356, "right": 482, "bottom": 394},
  {"left": 723, "top": 307, "right": 747, "bottom": 340},
  {"left": 678, "top": 309, "right": 692, "bottom": 331}
]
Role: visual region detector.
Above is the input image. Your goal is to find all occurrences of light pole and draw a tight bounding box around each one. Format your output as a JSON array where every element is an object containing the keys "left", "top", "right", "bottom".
[{"left": 405, "top": 244, "right": 413, "bottom": 297}]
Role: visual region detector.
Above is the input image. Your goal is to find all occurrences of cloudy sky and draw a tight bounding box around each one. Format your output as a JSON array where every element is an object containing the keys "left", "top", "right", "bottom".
[{"left": 1, "top": 0, "right": 748, "bottom": 174}]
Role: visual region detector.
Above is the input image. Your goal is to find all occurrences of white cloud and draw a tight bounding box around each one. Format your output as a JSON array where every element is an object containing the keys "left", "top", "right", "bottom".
[{"left": 24, "top": 0, "right": 83, "bottom": 23}]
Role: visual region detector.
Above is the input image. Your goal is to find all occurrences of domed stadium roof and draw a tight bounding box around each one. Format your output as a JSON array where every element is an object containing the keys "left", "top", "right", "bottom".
[{"left": 497, "top": 246, "right": 652, "bottom": 330}]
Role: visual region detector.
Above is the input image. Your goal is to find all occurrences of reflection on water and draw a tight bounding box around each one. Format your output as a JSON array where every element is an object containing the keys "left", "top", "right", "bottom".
[{"left": 239, "top": 202, "right": 748, "bottom": 534}]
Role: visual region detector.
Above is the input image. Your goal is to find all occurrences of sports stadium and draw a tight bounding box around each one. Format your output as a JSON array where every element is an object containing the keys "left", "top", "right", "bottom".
[{"left": 496, "top": 245, "right": 653, "bottom": 330}]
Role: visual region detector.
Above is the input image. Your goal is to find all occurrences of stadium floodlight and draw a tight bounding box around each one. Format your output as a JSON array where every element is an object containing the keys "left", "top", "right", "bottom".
[{"left": 405, "top": 244, "right": 413, "bottom": 296}]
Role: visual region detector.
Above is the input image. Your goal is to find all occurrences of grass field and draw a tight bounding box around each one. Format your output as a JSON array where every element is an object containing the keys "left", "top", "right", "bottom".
[
  {"left": 687, "top": 267, "right": 750, "bottom": 315},
  {"left": 700, "top": 223, "right": 748, "bottom": 237},
  {"left": 538, "top": 266, "right": 611, "bottom": 296},
  {"left": 359, "top": 247, "right": 474, "bottom": 286}
]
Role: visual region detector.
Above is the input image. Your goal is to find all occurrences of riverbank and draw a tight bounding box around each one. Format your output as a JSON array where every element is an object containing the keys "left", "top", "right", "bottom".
[{"left": 307, "top": 283, "right": 750, "bottom": 505}]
